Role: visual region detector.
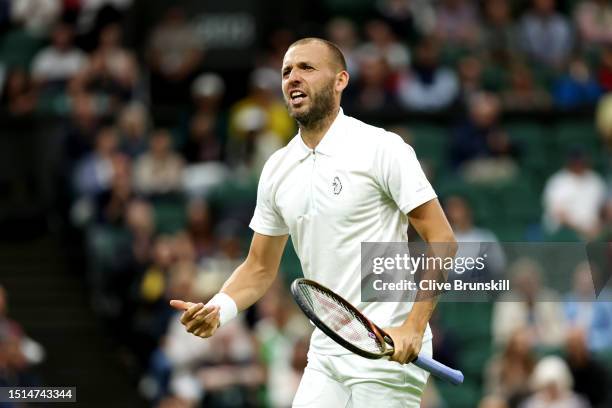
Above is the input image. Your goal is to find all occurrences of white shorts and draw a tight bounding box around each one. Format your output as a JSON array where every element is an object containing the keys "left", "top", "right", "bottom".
[{"left": 292, "top": 340, "right": 432, "bottom": 408}]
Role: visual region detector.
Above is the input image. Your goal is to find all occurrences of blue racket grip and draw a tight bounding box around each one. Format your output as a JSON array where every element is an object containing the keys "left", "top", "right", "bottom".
[{"left": 412, "top": 355, "right": 464, "bottom": 385}]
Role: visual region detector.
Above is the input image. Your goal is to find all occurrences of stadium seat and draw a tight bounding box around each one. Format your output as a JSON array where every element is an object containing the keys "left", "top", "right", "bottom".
[
  {"left": 0, "top": 28, "right": 44, "bottom": 69},
  {"left": 151, "top": 194, "right": 187, "bottom": 234}
]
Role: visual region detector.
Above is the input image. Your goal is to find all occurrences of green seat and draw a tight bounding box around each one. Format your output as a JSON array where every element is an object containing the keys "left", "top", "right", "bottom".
[
  {"left": 482, "top": 65, "right": 508, "bottom": 92},
  {"left": 152, "top": 196, "right": 186, "bottom": 234},
  {"left": 495, "top": 178, "right": 541, "bottom": 223},
  {"left": 553, "top": 120, "right": 605, "bottom": 171},
  {"left": 409, "top": 124, "right": 447, "bottom": 160},
  {"left": 554, "top": 120, "right": 599, "bottom": 151},
  {"left": 0, "top": 28, "right": 45, "bottom": 68},
  {"left": 505, "top": 122, "right": 551, "bottom": 173}
]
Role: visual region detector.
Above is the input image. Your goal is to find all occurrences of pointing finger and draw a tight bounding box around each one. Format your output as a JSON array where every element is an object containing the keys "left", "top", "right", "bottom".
[{"left": 169, "top": 299, "right": 192, "bottom": 310}]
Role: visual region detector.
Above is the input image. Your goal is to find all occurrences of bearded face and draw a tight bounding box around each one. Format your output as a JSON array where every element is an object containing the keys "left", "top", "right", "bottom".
[
  {"left": 285, "top": 76, "right": 336, "bottom": 129},
  {"left": 282, "top": 42, "right": 346, "bottom": 131}
]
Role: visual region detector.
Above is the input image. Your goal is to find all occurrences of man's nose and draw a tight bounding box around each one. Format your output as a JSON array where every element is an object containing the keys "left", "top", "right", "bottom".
[{"left": 287, "top": 69, "right": 302, "bottom": 84}]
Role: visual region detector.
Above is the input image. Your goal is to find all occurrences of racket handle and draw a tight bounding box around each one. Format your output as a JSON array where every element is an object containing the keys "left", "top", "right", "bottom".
[{"left": 412, "top": 355, "right": 464, "bottom": 385}]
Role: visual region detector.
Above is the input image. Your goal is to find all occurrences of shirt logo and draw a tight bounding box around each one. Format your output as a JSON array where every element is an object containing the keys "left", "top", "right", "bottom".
[{"left": 332, "top": 176, "right": 342, "bottom": 195}]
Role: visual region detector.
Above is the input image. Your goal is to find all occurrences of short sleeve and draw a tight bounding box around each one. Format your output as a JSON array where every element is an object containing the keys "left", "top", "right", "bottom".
[
  {"left": 375, "top": 132, "right": 437, "bottom": 214},
  {"left": 249, "top": 160, "right": 290, "bottom": 236}
]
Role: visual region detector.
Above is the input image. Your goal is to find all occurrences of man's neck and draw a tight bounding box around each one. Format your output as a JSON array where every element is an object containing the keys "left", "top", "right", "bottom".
[{"left": 300, "top": 107, "right": 340, "bottom": 150}]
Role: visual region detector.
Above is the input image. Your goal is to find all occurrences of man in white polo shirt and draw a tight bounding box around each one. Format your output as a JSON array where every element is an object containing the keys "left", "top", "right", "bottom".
[{"left": 170, "top": 37, "right": 456, "bottom": 407}]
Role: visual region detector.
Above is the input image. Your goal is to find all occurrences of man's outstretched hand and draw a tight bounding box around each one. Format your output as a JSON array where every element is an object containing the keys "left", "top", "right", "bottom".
[{"left": 169, "top": 299, "right": 221, "bottom": 338}]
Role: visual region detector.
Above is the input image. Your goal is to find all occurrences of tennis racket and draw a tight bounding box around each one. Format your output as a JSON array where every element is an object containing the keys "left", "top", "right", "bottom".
[{"left": 290, "top": 278, "right": 464, "bottom": 385}]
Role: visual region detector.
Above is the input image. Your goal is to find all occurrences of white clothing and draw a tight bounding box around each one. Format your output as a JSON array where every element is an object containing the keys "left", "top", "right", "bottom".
[
  {"left": 249, "top": 109, "right": 437, "bottom": 356},
  {"left": 542, "top": 168, "right": 606, "bottom": 233},
  {"left": 292, "top": 340, "right": 432, "bottom": 408}
]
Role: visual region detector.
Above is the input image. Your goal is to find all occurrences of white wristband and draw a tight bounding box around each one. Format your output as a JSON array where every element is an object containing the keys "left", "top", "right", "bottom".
[{"left": 207, "top": 292, "right": 238, "bottom": 327}]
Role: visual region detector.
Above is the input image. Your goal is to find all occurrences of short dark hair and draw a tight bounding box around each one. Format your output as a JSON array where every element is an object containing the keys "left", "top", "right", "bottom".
[{"left": 288, "top": 37, "right": 347, "bottom": 71}]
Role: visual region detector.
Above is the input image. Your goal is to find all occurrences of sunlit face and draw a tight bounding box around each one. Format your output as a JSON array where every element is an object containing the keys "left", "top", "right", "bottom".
[{"left": 281, "top": 42, "right": 345, "bottom": 128}]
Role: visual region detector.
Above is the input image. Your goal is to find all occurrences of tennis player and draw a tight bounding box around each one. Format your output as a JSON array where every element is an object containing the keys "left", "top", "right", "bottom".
[{"left": 170, "top": 37, "right": 456, "bottom": 407}]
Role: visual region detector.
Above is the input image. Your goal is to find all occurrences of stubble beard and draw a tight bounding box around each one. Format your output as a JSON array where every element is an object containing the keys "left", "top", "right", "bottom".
[{"left": 287, "top": 81, "right": 336, "bottom": 132}]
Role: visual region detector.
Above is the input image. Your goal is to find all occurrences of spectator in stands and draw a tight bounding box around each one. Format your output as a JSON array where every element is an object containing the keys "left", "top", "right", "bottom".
[
  {"left": 396, "top": 37, "right": 459, "bottom": 111},
  {"left": 326, "top": 18, "right": 361, "bottom": 78},
  {"left": 133, "top": 129, "right": 184, "bottom": 196},
  {"left": 552, "top": 57, "right": 602, "bottom": 109},
  {"left": 564, "top": 262, "right": 612, "bottom": 351},
  {"left": 191, "top": 73, "right": 225, "bottom": 115},
  {"left": 373, "top": 0, "right": 436, "bottom": 43},
  {"left": 542, "top": 147, "right": 607, "bottom": 238},
  {"left": 147, "top": 7, "right": 203, "bottom": 105},
  {"left": 564, "top": 327, "right": 610, "bottom": 407},
  {"left": 70, "top": 23, "right": 139, "bottom": 105},
  {"left": 95, "top": 153, "right": 132, "bottom": 225},
  {"left": 0, "top": 67, "right": 37, "bottom": 116},
  {"left": 255, "top": 280, "right": 311, "bottom": 408},
  {"left": 443, "top": 195, "right": 506, "bottom": 277},
  {"left": 229, "top": 67, "right": 295, "bottom": 143},
  {"left": 31, "top": 22, "right": 86, "bottom": 89},
  {"left": 63, "top": 92, "right": 100, "bottom": 164},
  {"left": 117, "top": 102, "right": 149, "bottom": 159},
  {"left": 455, "top": 55, "right": 484, "bottom": 108},
  {"left": 198, "top": 220, "right": 244, "bottom": 279},
  {"left": 187, "top": 319, "right": 264, "bottom": 407},
  {"left": 74, "top": 126, "right": 118, "bottom": 197},
  {"left": 186, "top": 199, "right": 217, "bottom": 261},
  {"left": 227, "top": 106, "right": 283, "bottom": 174},
  {"left": 521, "top": 356, "right": 589, "bottom": 408},
  {"left": 154, "top": 266, "right": 264, "bottom": 406},
  {"left": 434, "top": 0, "right": 480, "bottom": 48},
  {"left": 10, "top": 0, "right": 61, "bottom": 36},
  {"left": 182, "top": 112, "right": 223, "bottom": 164},
  {"left": 190, "top": 73, "right": 227, "bottom": 146},
  {"left": 344, "top": 50, "right": 396, "bottom": 113},
  {"left": 450, "top": 92, "right": 519, "bottom": 182},
  {"left": 141, "top": 260, "right": 200, "bottom": 402},
  {"left": 574, "top": 0, "right": 612, "bottom": 47},
  {"left": 493, "top": 258, "right": 567, "bottom": 347},
  {"left": 597, "top": 46, "right": 612, "bottom": 92},
  {"left": 500, "top": 63, "right": 551, "bottom": 111},
  {"left": 518, "top": 0, "right": 573, "bottom": 69},
  {"left": 484, "top": 330, "right": 535, "bottom": 406},
  {"left": 480, "top": 0, "right": 520, "bottom": 65},
  {"left": 357, "top": 19, "right": 410, "bottom": 74},
  {"left": 72, "top": 0, "right": 133, "bottom": 41},
  {"left": 0, "top": 285, "right": 45, "bottom": 387}
]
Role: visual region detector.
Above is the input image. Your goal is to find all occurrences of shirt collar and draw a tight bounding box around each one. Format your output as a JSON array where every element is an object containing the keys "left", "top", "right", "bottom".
[{"left": 289, "top": 108, "right": 345, "bottom": 162}]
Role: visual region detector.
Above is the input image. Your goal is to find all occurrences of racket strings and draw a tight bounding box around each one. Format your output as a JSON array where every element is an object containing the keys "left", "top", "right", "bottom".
[{"left": 299, "top": 284, "right": 385, "bottom": 354}]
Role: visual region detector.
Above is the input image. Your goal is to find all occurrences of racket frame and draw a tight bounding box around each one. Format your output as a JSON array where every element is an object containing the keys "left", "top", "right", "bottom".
[{"left": 290, "top": 278, "right": 394, "bottom": 359}]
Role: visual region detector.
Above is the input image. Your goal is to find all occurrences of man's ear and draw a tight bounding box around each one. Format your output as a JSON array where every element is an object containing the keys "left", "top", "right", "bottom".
[{"left": 335, "top": 70, "right": 349, "bottom": 93}]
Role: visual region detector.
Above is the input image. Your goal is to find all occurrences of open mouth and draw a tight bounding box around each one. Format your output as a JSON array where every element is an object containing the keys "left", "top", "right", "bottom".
[{"left": 290, "top": 90, "right": 307, "bottom": 105}]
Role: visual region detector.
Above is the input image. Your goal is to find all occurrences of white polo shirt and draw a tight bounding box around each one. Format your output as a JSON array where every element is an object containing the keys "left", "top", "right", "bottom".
[{"left": 249, "top": 109, "right": 437, "bottom": 355}]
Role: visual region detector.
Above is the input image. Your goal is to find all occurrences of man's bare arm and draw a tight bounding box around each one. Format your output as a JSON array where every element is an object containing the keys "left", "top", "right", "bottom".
[
  {"left": 220, "top": 232, "right": 289, "bottom": 311},
  {"left": 386, "top": 198, "right": 457, "bottom": 363},
  {"left": 170, "top": 232, "right": 288, "bottom": 338}
]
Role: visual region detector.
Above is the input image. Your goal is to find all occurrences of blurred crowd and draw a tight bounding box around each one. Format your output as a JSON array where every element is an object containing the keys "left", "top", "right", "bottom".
[
  {"left": 0, "top": 285, "right": 45, "bottom": 397},
  {"left": 1, "top": 0, "right": 612, "bottom": 407}
]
